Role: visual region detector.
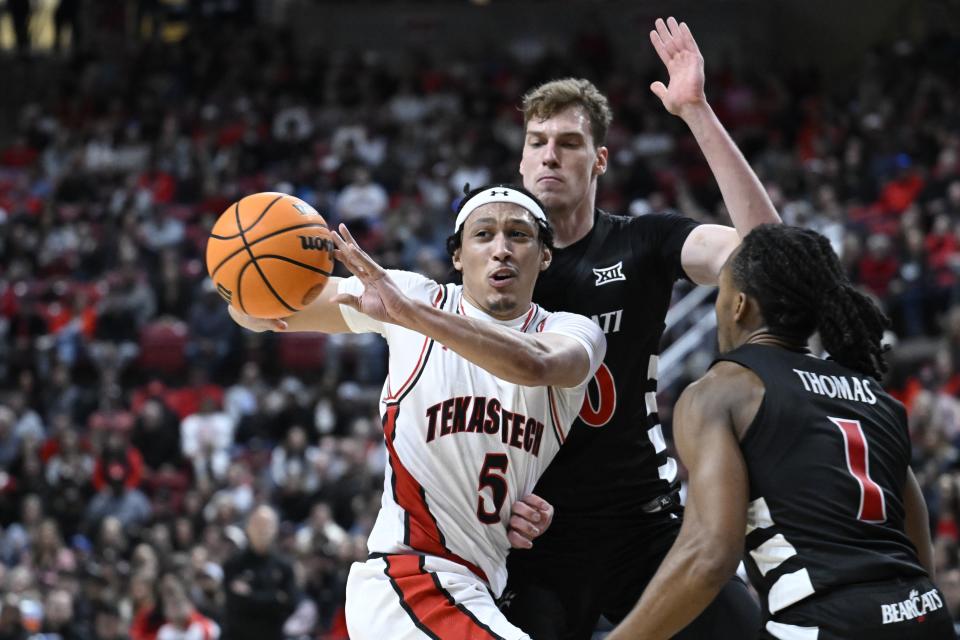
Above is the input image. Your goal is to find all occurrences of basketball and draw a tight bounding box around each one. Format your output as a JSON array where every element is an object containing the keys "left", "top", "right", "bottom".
[{"left": 205, "top": 192, "right": 335, "bottom": 319}]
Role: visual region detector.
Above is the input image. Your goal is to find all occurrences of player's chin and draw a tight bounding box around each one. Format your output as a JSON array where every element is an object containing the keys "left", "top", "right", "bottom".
[
  {"left": 533, "top": 189, "right": 568, "bottom": 211},
  {"left": 484, "top": 292, "right": 519, "bottom": 314}
]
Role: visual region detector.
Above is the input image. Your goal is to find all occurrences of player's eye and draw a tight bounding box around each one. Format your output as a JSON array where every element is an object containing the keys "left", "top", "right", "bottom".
[{"left": 474, "top": 230, "right": 491, "bottom": 239}]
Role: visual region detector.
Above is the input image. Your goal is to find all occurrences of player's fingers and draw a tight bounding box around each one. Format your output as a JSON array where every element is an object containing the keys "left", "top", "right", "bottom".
[
  {"left": 679, "top": 21, "right": 700, "bottom": 53},
  {"left": 332, "top": 247, "right": 367, "bottom": 280},
  {"left": 508, "top": 515, "right": 540, "bottom": 538},
  {"left": 511, "top": 501, "right": 542, "bottom": 523},
  {"left": 650, "top": 81, "right": 668, "bottom": 101},
  {"left": 330, "top": 227, "right": 349, "bottom": 251},
  {"left": 520, "top": 493, "right": 552, "bottom": 513},
  {"left": 272, "top": 319, "right": 288, "bottom": 331},
  {"left": 655, "top": 18, "right": 676, "bottom": 55},
  {"left": 337, "top": 223, "right": 376, "bottom": 266},
  {"left": 331, "top": 293, "right": 361, "bottom": 310},
  {"left": 540, "top": 502, "right": 554, "bottom": 526},
  {"left": 337, "top": 223, "right": 385, "bottom": 276},
  {"left": 338, "top": 223, "right": 359, "bottom": 247},
  {"left": 649, "top": 30, "right": 670, "bottom": 66},
  {"left": 666, "top": 16, "right": 681, "bottom": 39},
  {"left": 507, "top": 529, "right": 534, "bottom": 550}
]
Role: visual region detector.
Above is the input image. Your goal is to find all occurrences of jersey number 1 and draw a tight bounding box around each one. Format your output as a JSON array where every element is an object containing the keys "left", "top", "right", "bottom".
[
  {"left": 829, "top": 417, "right": 887, "bottom": 523},
  {"left": 477, "top": 453, "right": 509, "bottom": 524}
]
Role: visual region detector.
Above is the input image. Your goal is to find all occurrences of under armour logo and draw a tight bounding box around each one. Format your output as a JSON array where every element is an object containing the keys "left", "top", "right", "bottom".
[
  {"left": 593, "top": 261, "right": 626, "bottom": 286},
  {"left": 489, "top": 189, "right": 509, "bottom": 197}
]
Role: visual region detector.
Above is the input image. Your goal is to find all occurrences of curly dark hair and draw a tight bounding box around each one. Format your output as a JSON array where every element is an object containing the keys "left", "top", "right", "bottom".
[
  {"left": 731, "top": 224, "right": 890, "bottom": 380},
  {"left": 445, "top": 183, "right": 555, "bottom": 258}
]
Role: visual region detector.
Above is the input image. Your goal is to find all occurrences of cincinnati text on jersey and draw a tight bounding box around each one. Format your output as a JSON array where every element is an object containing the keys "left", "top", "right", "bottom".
[
  {"left": 424, "top": 396, "right": 545, "bottom": 456},
  {"left": 591, "top": 309, "right": 623, "bottom": 334}
]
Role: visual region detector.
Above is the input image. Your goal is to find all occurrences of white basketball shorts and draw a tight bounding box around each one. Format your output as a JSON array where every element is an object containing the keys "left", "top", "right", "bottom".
[{"left": 345, "top": 553, "right": 531, "bottom": 640}]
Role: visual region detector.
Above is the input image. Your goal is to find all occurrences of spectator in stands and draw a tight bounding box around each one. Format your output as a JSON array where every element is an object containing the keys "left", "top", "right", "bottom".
[
  {"left": 0, "top": 406, "right": 20, "bottom": 468},
  {"left": 84, "top": 464, "right": 151, "bottom": 535},
  {"left": 334, "top": 166, "right": 388, "bottom": 228},
  {"left": 157, "top": 591, "right": 219, "bottom": 640},
  {"left": 39, "top": 589, "right": 89, "bottom": 640},
  {"left": 93, "top": 602, "right": 129, "bottom": 640},
  {"left": 180, "top": 396, "right": 234, "bottom": 486},
  {"left": 132, "top": 397, "right": 182, "bottom": 472},
  {"left": 222, "top": 506, "right": 296, "bottom": 640},
  {"left": 185, "top": 280, "right": 234, "bottom": 374}
]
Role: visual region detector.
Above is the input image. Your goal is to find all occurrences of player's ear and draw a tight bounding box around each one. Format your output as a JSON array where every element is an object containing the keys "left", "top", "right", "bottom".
[
  {"left": 733, "top": 292, "right": 748, "bottom": 323},
  {"left": 452, "top": 248, "right": 463, "bottom": 273},
  {"left": 540, "top": 246, "right": 552, "bottom": 271},
  {"left": 593, "top": 146, "right": 608, "bottom": 177}
]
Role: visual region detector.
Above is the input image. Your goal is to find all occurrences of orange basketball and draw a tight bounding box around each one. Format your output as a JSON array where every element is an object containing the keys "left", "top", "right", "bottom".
[{"left": 205, "top": 192, "right": 335, "bottom": 319}]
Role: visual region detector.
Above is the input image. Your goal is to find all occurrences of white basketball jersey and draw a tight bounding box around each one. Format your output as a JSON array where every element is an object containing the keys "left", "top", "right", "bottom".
[{"left": 338, "top": 271, "right": 605, "bottom": 596}]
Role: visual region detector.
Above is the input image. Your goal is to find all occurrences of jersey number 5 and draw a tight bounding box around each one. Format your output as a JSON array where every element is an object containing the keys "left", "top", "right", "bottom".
[
  {"left": 829, "top": 417, "right": 887, "bottom": 523},
  {"left": 477, "top": 453, "right": 509, "bottom": 524}
]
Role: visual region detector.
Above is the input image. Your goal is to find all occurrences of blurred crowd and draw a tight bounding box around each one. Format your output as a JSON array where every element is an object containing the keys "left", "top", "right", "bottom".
[{"left": 1, "top": 3, "right": 960, "bottom": 638}]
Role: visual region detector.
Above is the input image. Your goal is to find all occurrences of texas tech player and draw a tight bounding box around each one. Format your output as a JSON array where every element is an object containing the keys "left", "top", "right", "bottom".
[
  {"left": 608, "top": 225, "right": 954, "bottom": 640},
  {"left": 503, "top": 18, "right": 779, "bottom": 638},
  {"left": 229, "top": 186, "right": 605, "bottom": 639}
]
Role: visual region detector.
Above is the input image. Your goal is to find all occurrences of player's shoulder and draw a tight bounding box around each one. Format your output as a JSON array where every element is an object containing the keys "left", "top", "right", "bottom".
[
  {"left": 385, "top": 269, "right": 446, "bottom": 303},
  {"left": 597, "top": 209, "right": 698, "bottom": 244},
  {"left": 681, "top": 361, "right": 765, "bottom": 416},
  {"left": 540, "top": 309, "right": 600, "bottom": 332},
  {"left": 385, "top": 269, "right": 437, "bottom": 289},
  {"left": 597, "top": 208, "right": 695, "bottom": 227}
]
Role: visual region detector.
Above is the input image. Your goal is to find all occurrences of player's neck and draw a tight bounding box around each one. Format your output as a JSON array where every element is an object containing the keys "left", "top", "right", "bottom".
[
  {"left": 744, "top": 330, "right": 807, "bottom": 352},
  {"left": 461, "top": 290, "right": 533, "bottom": 322},
  {"left": 548, "top": 200, "right": 595, "bottom": 249}
]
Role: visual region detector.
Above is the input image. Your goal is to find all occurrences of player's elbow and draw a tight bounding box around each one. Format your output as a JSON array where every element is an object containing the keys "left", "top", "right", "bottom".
[
  {"left": 688, "top": 539, "right": 740, "bottom": 588},
  {"left": 525, "top": 351, "right": 591, "bottom": 388},
  {"left": 513, "top": 352, "right": 551, "bottom": 387}
]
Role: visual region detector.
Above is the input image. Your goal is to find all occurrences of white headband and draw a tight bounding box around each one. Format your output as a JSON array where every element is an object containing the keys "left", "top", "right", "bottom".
[{"left": 454, "top": 187, "right": 547, "bottom": 233}]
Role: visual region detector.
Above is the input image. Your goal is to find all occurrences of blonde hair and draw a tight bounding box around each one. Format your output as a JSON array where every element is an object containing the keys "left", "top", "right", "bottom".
[{"left": 521, "top": 78, "right": 613, "bottom": 146}]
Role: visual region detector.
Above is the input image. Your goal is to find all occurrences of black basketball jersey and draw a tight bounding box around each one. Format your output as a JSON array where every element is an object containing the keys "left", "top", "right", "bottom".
[
  {"left": 715, "top": 343, "right": 927, "bottom": 620},
  {"left": 530, "top": 209, "right": 699, "bottom": 517}
]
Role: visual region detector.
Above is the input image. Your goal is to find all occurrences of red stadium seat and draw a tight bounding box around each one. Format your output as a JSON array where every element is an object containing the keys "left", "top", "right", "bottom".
[
  {"left": 138, "top": 319, "right": 189, "bottom": 375},
  {"left": 278, "top": 331, "right": 326, "bottom": 372}
]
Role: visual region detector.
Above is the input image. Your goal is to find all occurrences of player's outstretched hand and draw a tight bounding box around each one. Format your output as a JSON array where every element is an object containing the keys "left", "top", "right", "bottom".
[
  {"left": 227, "top": 305, "right": 288, "bottom": 332},
  {"left": 507, "top": 494, "right": 555, "bottom": 549},
  {"left": 331, "top": 223, "right": 414, "bottom": 325},
  {"left": 649, "top": 16, "right": 706, "bottom": 118}
]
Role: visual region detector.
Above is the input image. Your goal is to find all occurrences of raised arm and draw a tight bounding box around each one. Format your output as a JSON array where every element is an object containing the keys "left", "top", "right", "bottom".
[
  {"left": 650, "top": 17, "right": 781, "bottom": 285},
  {"left": 332, "top": 224, "right": 603, "bottom": 389},
  {"left": 607, "top": 364, "right": 754, "bottom": 640}
]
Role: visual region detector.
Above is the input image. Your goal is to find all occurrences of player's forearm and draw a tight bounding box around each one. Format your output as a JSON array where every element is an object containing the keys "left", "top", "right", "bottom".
[
  {"left": 405, "top": 301, "right": 586, "bottom": 387},
  {"left": 607, "top": 536, "right": 737, "bottom": 640},
  {"left": 282, "top": 278, "right": 351, "bottom": 333},
  {"left": 680, "top": 102, "right": 781, "bottom": 234},
  {"left": 904, "top": 468, "right": 935, "bottom": 578}
]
